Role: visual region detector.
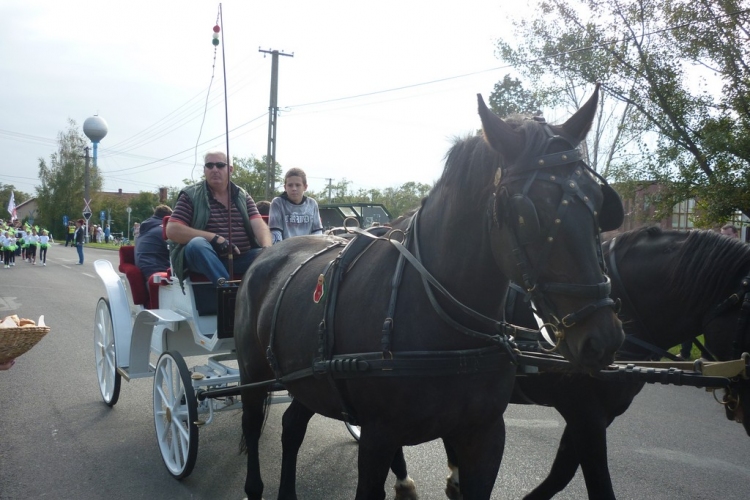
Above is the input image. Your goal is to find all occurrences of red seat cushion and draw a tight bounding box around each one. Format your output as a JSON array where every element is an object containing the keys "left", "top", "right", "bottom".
[
  {"left": 119, "top": 246, "right": 149, "bottom": 307},
  {"left": 147, "top": 272, "right": 169, "bottom": 309}
]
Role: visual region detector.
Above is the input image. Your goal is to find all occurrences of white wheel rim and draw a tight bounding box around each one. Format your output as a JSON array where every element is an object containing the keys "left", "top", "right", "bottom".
[
  {"left": 153, "top": 354, "right": 192, "bottom": 475},
  {"left": 94, "top": 301, "right": 116, "bottom": 402}
]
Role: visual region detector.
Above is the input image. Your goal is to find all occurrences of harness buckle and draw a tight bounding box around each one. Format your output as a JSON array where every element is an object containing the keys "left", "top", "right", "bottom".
[{"left": 562, "top": 314, "right": 577, "bottom": 328}]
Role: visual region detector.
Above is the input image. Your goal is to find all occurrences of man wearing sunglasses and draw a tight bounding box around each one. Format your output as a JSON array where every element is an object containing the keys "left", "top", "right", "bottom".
[{"left": 166, "top": 150, "right": 272, "bottom": 288}]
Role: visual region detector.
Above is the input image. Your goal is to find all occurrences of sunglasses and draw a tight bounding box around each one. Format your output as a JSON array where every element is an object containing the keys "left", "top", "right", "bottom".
[{"left": 204, "top": 162, "right": 228, "bottom": 169}]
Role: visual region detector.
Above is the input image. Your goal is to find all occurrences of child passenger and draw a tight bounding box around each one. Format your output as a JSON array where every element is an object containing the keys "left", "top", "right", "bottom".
[{"left": 268, "top": 168, "right": 323, "bottom": 244}]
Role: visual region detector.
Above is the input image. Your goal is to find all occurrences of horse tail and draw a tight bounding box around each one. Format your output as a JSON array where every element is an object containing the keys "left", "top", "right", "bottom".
[{"left": 238, "top": 390, "right": 274, "bottom": 455}]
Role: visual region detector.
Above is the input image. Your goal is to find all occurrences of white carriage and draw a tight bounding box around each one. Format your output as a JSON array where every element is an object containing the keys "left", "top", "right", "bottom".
[{"left": 93, "top": 246, "right": 289, "bottom": 479}]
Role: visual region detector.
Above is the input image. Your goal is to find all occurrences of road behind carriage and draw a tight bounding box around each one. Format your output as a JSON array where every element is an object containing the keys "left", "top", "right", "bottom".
[{"left": 1, "top": 246, "right": 748, "bottom": 499}]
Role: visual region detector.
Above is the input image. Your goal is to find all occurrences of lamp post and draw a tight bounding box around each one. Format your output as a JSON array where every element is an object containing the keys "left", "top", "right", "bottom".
[{"left": 126, "top": 207, "right": 132, "bottom": 242}]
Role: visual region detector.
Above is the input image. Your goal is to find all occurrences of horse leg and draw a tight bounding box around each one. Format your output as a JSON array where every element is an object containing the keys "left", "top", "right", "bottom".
[
  {"left": 277, "top": 399, "right": 315, "bottom": 500},
  {"left": 355, "top": 428, "right": 400, "bottom": 500},
  {"left": 524, "top": 417, "right": 614, "bottom": 500},
  {"left": 576, "top": 419, "right": 615, "bottom": 500},
  {"left": 443, "top": 417, "right": 505, "bottom": 500},
  {"left": 242, "top": 391, "right": 269, "bottom": 500},
  {"left": 442, "top": 440, "right": 461, "bottom": 500},
  {"left": 523, "top": 425, "right": 581, "bottom": 500},
  {"left": 391, "top": 447, "right": 418, "bottom": 500}
]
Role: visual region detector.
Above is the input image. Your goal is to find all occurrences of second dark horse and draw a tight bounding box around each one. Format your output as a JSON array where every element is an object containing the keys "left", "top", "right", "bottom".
[
  {"left": 442, "top": 226, "right": 750, "bottom": 499},
  {"left": 234, "top": 86, "right": 625, "bottom": 500}
]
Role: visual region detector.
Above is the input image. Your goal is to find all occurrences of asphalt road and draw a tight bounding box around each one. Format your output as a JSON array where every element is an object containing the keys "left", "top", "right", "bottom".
[{"left": 1, "top": 244, "right": 748, "bottom": 499}]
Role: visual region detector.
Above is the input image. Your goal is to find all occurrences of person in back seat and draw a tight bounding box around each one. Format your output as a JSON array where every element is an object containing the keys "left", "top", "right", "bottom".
[
  {"left": 166, "top": 150, "right": 272, "bottom": 287},
  {"left": 268, "top": 167, "right": 323, "bottom": 244},
  {"left": 135, "top": 204, "right": 173, "bottom": 286}
]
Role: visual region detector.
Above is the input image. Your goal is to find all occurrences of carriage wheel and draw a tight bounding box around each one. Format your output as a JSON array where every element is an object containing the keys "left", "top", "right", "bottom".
[
  {"left": 94, "top": 298, "right": 121, "bottom": 406},
  {"left": 345, "top": 422, "right": 361, "bottom": 442},
  {"left": 153, "top": 351, "right": 198, "bottom": 479}
]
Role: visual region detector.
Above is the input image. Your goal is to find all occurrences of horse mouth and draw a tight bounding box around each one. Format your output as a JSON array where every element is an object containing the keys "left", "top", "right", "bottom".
[{"left": 557, "top": 337, "right": 618, "bottom": 374}]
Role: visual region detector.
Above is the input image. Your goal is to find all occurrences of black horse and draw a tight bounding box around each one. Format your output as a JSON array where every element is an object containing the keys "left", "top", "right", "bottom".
[
  {"left": 234, "top": 87, "right": 625, "bottom": 500},
  {"left": 442, "top": 226, "right": 750, "bottom": 500}
]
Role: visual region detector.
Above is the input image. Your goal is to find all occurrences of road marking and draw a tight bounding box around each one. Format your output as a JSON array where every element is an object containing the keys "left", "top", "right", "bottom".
[
  {"left": 635, "top": 447, "right": 750, "bottom": 477},
  {"left": 83, "top": 273, "right": 96, "bottom": 278},
  {"left": 505, "top": 418, "right": 559, "bottom": 428},
  {"left": 0, "top": 297, "right": 20, "bottom": 311}
]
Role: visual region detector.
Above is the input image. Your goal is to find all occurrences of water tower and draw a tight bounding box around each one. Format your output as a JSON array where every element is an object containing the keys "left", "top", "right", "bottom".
[
  {"left": 82, "top": 115, "right": 108, "bottom": 239},
  {"left": 83, "top": 115, "right": 108, "bottom": 168}
]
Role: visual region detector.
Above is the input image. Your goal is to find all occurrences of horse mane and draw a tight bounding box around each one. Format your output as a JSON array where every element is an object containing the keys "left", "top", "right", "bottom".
[
  {"left": 669, "top": 229, "right": 750, "bottom": 310},
  {"left": 609, "top": 225, "right": 660, "bottom": 251},
  {"left": 614, "top": 226, "right": 750, "bottom": 312},
  {"left": 427, "top": 116, "right": 550, "bottom": 212}
]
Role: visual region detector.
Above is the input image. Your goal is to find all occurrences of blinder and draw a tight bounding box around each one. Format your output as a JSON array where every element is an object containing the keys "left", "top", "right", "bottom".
[
  {"left": 508, "top": 193, "right": 541, "bottom": 245},
  {"left": 493, "top": 122, "right": 621, "bottom": 334},
  {"left": 599, "top": 183, "right": 624, "bottom": 232}
]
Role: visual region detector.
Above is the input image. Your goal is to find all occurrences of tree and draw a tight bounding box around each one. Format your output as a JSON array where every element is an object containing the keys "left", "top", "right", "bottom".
[
  {"left": 495, "top": 0, "right": 750, "bottom": 225},
  {"left": 0, "top": 184, "right": 30, "bottom": 220},
  {"left": 308, "top": 180, "right": 431, "bottom": 219},
  {"left": 489, "top": 74, "right": 546, "bottom": 117},
  {"left": 231, "top": 155, "right": 282, "bottom": 202},
  {"left": 36, "top": 119, "right": 102, "bottom": 238}
]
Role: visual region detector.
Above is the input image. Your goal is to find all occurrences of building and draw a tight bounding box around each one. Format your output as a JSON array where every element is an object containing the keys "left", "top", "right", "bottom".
[
  {"left": 14, "top": 198, "right": 39, "bottom": 225},
  {"left": 604, "top": 182, "right": 748, "bottom": 241}
]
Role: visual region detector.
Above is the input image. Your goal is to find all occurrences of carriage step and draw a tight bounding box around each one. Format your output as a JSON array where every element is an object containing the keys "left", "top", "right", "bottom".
[{"left": 145, "top": 309, "right": 188, "bottom": 323}]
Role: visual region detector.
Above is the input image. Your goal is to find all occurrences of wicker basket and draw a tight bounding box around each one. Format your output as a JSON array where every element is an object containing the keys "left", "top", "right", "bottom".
[{"left": 0, "top": 326, "right": 50, "bottom": 364}]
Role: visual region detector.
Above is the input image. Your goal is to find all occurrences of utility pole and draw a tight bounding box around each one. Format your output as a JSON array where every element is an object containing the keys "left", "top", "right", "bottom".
[
  {"left": 260, "top": 48, "right": 294, "bottom": 201},
  {"left": 83, "top": 146, "right": 92, "bottom": 242},
  {"left": 326, "top": 178, "right": 334, "bottom": 204}
]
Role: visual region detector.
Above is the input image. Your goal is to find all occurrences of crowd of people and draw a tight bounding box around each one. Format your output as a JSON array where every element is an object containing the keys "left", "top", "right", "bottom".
[{"left": 0, "top": 219, "right": 53, "bottom": 268}]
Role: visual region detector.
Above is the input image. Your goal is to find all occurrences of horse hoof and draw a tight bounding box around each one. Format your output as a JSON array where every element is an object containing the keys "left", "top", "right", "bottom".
[
  {"left": 445, "top": 477, "right": 462, "bottom": 500},
  {"left": 394, "top": 476, "right": 418, "bottom": 500}
]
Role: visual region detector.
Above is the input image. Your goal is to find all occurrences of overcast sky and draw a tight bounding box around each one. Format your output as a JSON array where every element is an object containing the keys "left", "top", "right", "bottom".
[{"left": 0, "top": 0, "right": 529, "bottom": 200}]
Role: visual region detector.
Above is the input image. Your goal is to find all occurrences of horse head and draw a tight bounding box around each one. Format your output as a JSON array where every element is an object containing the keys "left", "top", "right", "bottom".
[
  {"left": 480, "top": 84, "right": 624, "bottom": 372},
  {"left": 611, "top": 227, "right": 750, "bottom": 436}
]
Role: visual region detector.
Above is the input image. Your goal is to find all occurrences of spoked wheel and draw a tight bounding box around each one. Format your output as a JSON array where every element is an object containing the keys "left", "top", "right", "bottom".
[
  {"left": 153, "top": 351, "right": 198, "bottom": 479},
  {"left": 94, "top": 298, "right": 121, "bottom": 406},
  {"left": 345, "top": 422, "right": 361, "bottom": 442}
]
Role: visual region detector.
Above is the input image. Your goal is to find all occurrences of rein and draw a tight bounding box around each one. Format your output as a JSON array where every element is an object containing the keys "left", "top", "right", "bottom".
[{"left": 496, "top": 123, "right": 616, "bottom": 350}]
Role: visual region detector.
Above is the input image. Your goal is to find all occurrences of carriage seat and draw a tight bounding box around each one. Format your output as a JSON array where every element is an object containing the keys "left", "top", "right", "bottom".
[
  {"left": 118, "top": 245, "right": 168, "bottom": 310},
  {"left": 161, "top": 215, "right": 243, "bottom": 316},
  {"left": 161, "top": 215, "right": 243, "bottom": 284}
]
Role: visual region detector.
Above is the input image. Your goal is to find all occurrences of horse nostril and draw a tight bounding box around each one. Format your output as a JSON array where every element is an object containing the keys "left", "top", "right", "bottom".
[{"left": 581, "top": 337, "right": 606, "bottom": 365}]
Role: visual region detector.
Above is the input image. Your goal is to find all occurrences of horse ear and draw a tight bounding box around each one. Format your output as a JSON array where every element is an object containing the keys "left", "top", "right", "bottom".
[
  {"left": 559, "top": 82, "right": 600, "bottom": 144},
  {"left": 477, "top": 94, "right": 524, "bottom": 161}
]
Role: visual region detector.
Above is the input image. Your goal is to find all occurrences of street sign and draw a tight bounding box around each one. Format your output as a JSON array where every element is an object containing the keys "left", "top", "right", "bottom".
[
  {"left": 100, "top": 210, "right": 105, "bottom": 221},
  {"left": 83, "top": 211, "right": 92, "bottom": 220},
  {"left": 62, "top": 215, "right": 68, "bottom": 226}
]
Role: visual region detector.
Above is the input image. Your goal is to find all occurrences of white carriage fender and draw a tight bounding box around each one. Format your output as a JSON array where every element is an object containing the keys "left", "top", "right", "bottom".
[{"left": 94, "top": 259, "right": 135, "bottom": 368}]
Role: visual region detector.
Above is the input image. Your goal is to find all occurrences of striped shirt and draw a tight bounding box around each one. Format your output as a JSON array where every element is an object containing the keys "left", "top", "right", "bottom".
[{"left": 170, "top": 183, "right": 262, "bottom": 253}]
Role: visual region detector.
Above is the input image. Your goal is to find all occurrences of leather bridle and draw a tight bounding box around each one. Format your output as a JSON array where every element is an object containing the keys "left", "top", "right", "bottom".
[{"left": 493, "top": 123, "right": 617, "bottom": 345}]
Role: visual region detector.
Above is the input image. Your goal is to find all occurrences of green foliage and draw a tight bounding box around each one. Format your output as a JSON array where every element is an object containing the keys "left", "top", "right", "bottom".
[
  {"left": 171, "top": 155, "right": 282, "bottom": 204},
  {"left": 489, "top": 74, "right": 546, "bottom": 117},
  {"left": 308, "top": 179, "right": 431, "bottom": 219},
  {"left": 0, "top": 184, "right": 31, "bottom": 220},
  {"left": 231, "top": 155, "right": 282, "bottom": 202},
  {"left": 495, "top": 0, "right": 750, "bottom": 223},
  {"left": 36, "top": 119, "right": 103, "bottom": 239}
]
